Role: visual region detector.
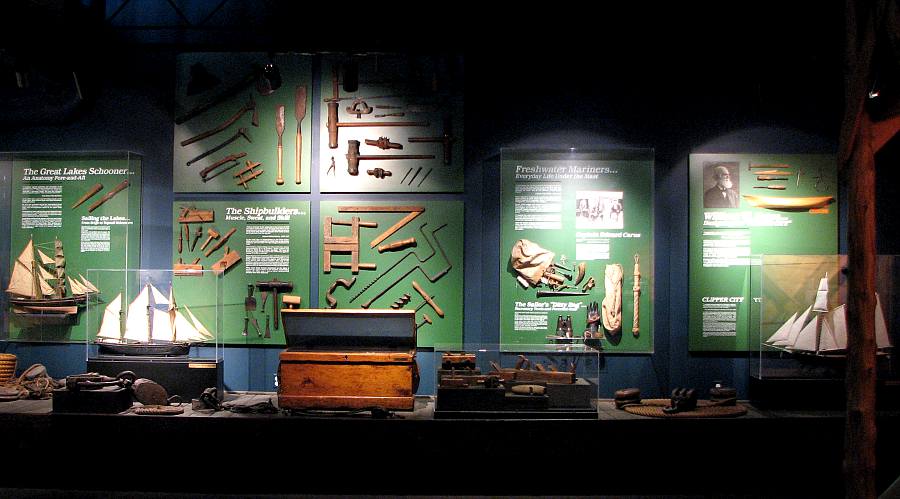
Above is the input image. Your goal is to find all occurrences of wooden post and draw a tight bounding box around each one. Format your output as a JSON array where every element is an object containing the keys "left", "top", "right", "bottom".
[
  {"left": 844, "top": 114, "right": 877, "bottom": 499},
  {"left": 840, "top": 1, "right": 900, "bottom": 496}
]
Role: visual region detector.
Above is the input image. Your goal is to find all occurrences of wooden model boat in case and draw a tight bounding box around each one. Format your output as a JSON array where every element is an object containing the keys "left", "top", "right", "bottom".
[{"left": 278, "top": 309, "right": 418, "bottom": 412}]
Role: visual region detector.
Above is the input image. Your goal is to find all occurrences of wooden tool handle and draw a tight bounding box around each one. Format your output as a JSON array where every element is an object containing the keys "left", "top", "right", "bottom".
[
  {"left": 276, "top": 143, "right": 284, "bottom": 185},
  {"left": 205, "top": 227, "right": 236, "bottom": 257},
  {"left": 295, "top": 127, "right": 302, "bottom": 184},
  {"left": 412, "top": 280, "right": 444, "bottom": 318},
  {"left": 378, "top": 237, "right": 416, "bottom": 253}
]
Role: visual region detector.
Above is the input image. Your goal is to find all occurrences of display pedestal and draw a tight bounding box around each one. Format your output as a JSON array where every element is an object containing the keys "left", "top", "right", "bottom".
[
  {"left": 750, "top": 375, "right": 900, "bottom": 410},
  {"left": 87, "top": 357, "right": 223, "bottom": 401},
  {"left": 435, "top": 378, "right": 597, "bottom": 419},
  {"left": 52, "top": 386, "right": 133, "bottom": 414}
]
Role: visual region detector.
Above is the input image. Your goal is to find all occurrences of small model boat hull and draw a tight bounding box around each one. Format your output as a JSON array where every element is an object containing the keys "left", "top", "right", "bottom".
[{"left": 742, "top": 194, "right": 834, "bottom": 210}]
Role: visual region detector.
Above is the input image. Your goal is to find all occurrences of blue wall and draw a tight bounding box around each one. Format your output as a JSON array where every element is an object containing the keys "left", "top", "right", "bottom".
[{"left": 0, "top": 18, "right": 858, "bottom": 398}]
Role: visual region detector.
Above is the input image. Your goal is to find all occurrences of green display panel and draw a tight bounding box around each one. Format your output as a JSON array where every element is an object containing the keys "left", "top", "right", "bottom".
[
  {"left": 317, "top": 201, "right": 464, "bottom": 347},
  {"left": 171, "top": 200, "right": 310, "bottom": 344},
  {"left": 688, "top": 153, "right": 838, "bottom": 351},
  {"left": 174, "top": 53, "right": 313, "bottom": 193},
  {"left": 6, "top": 152, "right": 142, "bottom": 342},
  {"left": 500, "top": 149, "right": 654, "bottom": 352},
  {"left": 318, "top": 55, "right": 464, "bottom": 193}
]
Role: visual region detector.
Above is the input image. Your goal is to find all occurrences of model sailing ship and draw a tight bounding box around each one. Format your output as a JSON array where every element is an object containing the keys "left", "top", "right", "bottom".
[
  {"left": 765, "top": 273, "right": 893, "bottom": 356},
  {"left": 95, "top": 282, "right": 214, "bottom": 356},
  {"left": 6, "top": 237, "right": 99, "bottom": 320}
]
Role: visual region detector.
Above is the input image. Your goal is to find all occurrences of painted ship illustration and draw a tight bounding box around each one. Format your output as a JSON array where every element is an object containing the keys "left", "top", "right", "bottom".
[
  {"left": 765, "top": 273, "right": 893, "bottom": 355},
  {"left": 6, "top": 237, "right": 99, "bottom": 319},
  {"left": 95, "top": 282, "right": 213, "bottom": 357}
]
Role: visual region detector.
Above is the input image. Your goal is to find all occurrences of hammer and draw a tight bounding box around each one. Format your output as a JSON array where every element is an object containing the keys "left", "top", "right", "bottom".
[
  {"left": 204, "top": 227, "right": 235, "bottom": 257},
  {"left": 255, "top": 279, "right": 293, "bottom": 330},
  {"left": 200, "top": 228, "right": 220, "bottom": 251}
]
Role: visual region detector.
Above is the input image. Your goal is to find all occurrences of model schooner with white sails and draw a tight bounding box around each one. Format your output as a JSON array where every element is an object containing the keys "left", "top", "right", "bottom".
[
  {"left": 765, "top": 272, "right": 893, "bottom": 356},
  {"left": 6, "top": 237, "right": 99, "bottom": 318},
  {"left": 94, "top": 281, "right": 214, "bottom": 356}
]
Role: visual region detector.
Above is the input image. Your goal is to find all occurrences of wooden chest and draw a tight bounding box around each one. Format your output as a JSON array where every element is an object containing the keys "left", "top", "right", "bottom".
[{"left": 278, "top": 309, "right": 418, "bottom": 411}]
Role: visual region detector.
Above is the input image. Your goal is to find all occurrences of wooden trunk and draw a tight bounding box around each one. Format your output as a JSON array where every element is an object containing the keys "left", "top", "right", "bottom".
[
  {"left": 279, "top": 350, "right": 416, "bottom": 410},
  {"left": 278, "top": 309, "right": 417, "bottom": 411}
]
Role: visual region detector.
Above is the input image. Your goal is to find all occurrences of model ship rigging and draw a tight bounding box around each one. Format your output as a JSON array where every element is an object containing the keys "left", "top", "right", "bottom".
[
  {"left": 95, "top": 282, "right": 213, "bottom": 356},
  {"left": 6, "top": 237, "right": 99, "bottom": 319},
  {"left": 765, "top": 273, "right": 893, "bottom": 356}
]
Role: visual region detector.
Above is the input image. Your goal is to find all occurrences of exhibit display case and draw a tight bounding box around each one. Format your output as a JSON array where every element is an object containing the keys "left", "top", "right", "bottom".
[
  {"left": 84, "top": 269, "right": 223, "bottom": 400},
  {"left": 3, "top": 151, "right": 142, "bottom": 342},
  {"left": 432, "top": 343, "right": 600, "bottom": 418},
  {"left": 750, "top": 254, "right": 899, "bottom": 407},
  {"left": 499, "top": 149, "right": 655, "bottom": 353}
]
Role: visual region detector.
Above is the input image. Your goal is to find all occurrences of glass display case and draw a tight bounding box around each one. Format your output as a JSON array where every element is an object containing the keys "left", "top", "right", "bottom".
[
  {"left": 84, "top": 268, "right": 223, "bottom": 400},
  {"left": 751, "top": 255, "right": 899, "bottom": 407},
  {"left": 2, "top": 151, "right": 142, "bottom": 342},
  {"left": 431, "top": 343, "right": 600, "bottom": 418}
]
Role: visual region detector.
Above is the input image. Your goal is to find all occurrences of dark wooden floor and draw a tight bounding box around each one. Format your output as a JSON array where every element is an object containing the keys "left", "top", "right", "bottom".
[{"left": 0, "top": 394, "right": 897, "bottom": 497}]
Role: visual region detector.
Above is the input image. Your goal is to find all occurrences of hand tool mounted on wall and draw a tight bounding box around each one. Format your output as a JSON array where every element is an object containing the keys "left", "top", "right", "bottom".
[
  {"left": 632, "top": 253, "right": 641, "bottom": 337},
  {"left": 412, "top": 280, "right": 444, "bottom": 318},
  {"left": 323, "top": 216, "right": 378, "bottom": 273},
  {"left": 294, "top": 85, "right": 307, "bottom": 185},
  {"left": 346, "top": 98, "right": 373, "bottom": 118},
  {"left": 190, "top": 224, "right": 203, "bottom": 251},
  {"left": 325, "top": 70, "right": 428, "bottom": 149},
  {"left": 182, "top": 224, "right": 190, "bottom": 255},
  {"left": 367, "top": 168, "right": 392, "bottom": 179},
  {"left": 416, "top": 314, "right": 433, "bottom": 331},
  {"left": 211, "top": 247, "right": 241, "bottom": 272},
  {"left": 337, "top": 205, "right": 424, "bottom": 248},
  {"left": 378, "top": 237, "right": 416, "bottom": 253},
  {"left": 72, "top": 183, "right": 103, "bottom": 209},
  {"left": 200, "top": 228, "right": 220, "bottom": 251},
  {"left": 345, "top": 140, "right": 434, "bottom": 176},
  {"left": 365, "top": 137, "right": 403, "bottom": 150},
  {"left": 88, "top": 180, "right": 129, "bottom": 213},
  {"left": 185, "top": 128, "right": 251, "bottom": 166},
  {"left": 349, "top": 222, "right": 439, "bottom": 303},
  {"left": 180, "top": 95, "right": 258, "bottom": 147},
  {"left": 408, "top": 115, "right": 455, "bottom": 165},
  {"left": 175, "top": 65, "right": 275, "bottom": 125},
  {"left": 391, "top": 293, "right": 411, "bottom": 309},
  {"left": 325, "top": 277, "right": 356, "bottom": 309},
  {"left": 749, "top": 162, "right": 791, "bottom": 171},
  {"left": 204, "top": 227, "right": 236, "bottom": 257},
  {"left": 200, "top": 152, "right": 247, "bottom": 181},
  {"left": 360, "top": 223, "right": 451, "bottom": 308},
  {"left": 178, "top": 206, "right": 214, "bottom": 223},
  {"left": 275, "top": 104, "right": 285, "bottom": 185},
  {"left": 752, "top": 185, "right": 787, "bottom": 190},
  {"left": 255, "top": 278, "right": 293, "bottom": 331},
  {"left": 234, "top": 161, "right": 263, "bottom": 189}
]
